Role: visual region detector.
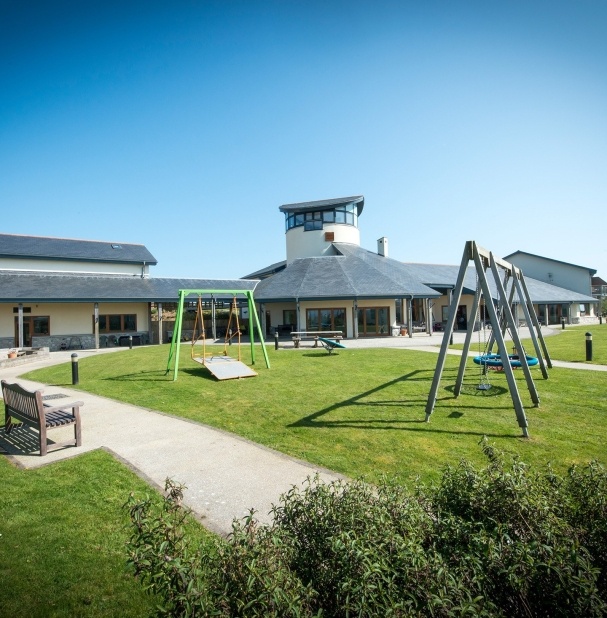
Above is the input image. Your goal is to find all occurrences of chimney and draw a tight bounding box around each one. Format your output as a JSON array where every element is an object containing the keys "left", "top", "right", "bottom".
[{"left": 377, "top": 237, "right": 389, "bottom": 257}]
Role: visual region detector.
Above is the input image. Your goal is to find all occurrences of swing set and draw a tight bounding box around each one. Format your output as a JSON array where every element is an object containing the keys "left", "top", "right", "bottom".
[
  {"left": 425, "top": 241, "right": 552, "bottom": 437},
  {"left": 165, "top": 288, "right": 270, "bottom": 381}
]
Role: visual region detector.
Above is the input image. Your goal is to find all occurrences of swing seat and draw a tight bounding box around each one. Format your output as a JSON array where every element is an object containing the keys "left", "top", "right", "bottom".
[
  {"left": 192, "top": 355, "right": 258, "bottom": 380},
  {"left": 473, "top": 353, "right": 539, "bottom": 368}
]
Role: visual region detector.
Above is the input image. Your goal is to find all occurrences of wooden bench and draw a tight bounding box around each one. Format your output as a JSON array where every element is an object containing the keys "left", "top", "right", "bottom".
[
  {"left": 2, "top": 380, "right": 83, "bottom": 456},
  {"left": 291, "top": 331, "right": 343, "bottom": 348}
]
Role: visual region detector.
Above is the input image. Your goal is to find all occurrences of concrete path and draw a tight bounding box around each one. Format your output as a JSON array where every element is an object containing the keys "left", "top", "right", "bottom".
[
  {"left": 2, "top": 327, "right": 605, "bottom": 535},
  {"left": 0, "top": 349, "right": 341, "bottom": 536}
]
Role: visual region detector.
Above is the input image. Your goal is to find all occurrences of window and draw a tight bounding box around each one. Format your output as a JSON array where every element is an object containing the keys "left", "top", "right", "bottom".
[
  {"left": 96, "top": 314, "right": 137, "bottom": 332},
  {"left": 284, "top": 203, "right": 359, "bottom": 232},
  {"left": 283, "top": 309, "right": 296, "bottom": 327},
  {"left": 305, "top": 308, "right": 346, "bottom": 332},
  {"left": 357, "top": 307, "right": 390, "bottom": 336}
]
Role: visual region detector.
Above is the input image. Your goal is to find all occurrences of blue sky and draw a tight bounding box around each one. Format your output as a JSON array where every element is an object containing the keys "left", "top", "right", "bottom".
[{"left": 2, "top": 1, "right": 606, "bottom": 280}]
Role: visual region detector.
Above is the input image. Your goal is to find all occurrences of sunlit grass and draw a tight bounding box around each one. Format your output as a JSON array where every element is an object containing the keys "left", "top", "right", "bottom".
[{"left": 23, "top": 342, "right": 607, "bottom": 484}]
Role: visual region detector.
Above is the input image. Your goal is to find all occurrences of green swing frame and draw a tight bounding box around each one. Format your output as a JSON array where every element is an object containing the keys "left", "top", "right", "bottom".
[{"left": 165, "top": 288, "right": 270, "bottom": 381}]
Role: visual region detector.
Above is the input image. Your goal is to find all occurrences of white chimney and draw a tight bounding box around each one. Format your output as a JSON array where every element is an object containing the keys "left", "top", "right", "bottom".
[{"left": 377, "top": 237, "right": 389, "bottom": 257}]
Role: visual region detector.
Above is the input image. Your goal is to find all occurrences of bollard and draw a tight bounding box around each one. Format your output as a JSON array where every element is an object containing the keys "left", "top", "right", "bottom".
[
  {"left": 71, "top": 353, "right": 79, "bottom": 385},
  {"left": 274, "top": 331, "right": 279, "bottom": 351},
  {"left": 449, "top": 333, "right": 454, "bottom": 346},
  {"left": 228, "top": 328, "right": 232, "bottom": 345},
  {"left": 600, "top": 315, "right": 603, "bottom": 325},
  {"left": 129, "top": 335, "right": 133, "bottom": 349},
  {"left": 561, "top": 317, "right": 566, "bottom": 330},
  {"left": 586, "top": 332, "right": 593, "bottom": 362}
]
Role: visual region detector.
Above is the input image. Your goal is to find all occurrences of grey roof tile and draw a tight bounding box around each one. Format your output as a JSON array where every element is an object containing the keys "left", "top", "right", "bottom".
[
  {"left": 0, "top": 272, "right": 257, "bottom": 303},
  {"left": 0, "top": 233, "right": 157, "bottom": 265}
]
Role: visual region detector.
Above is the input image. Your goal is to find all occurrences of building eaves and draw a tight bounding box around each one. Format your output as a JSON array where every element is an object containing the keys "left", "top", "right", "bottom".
[{"left": 278, "top": 195, "right": 364, "bottom": 217}]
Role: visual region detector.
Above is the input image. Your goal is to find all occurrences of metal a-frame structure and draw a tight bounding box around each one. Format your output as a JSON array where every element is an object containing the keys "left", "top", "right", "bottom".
[
  {"left": 425, "top": 241, "right": 552, "bottom": 437},
  {"left": 166, "top": 288, "right": 270, "bottom": 381}
]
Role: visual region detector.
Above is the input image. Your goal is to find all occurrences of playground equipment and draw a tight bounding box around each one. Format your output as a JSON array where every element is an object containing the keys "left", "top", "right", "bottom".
[
  {"left": 473, "top": 353, "right": 539, "bottom": 369},
  {"left": 166, "top": 288, "right": 270, "bottom": 381},
  {"left": 425, "top": 241, "right": 552, "bottom": 437},
  {"left": 317, "top": 337, "right": 346, "bottom": 355}
]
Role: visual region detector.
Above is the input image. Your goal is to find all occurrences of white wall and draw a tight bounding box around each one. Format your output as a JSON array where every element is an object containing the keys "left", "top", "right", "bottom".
[
  {"left": 0, "top": 302, "right": 151, "bottom": 338},
  {"left": 0, "top": 257, "right": 148, "bottom": 276},
  {"left": 507, "top": 254, "right": 592, "bottom": 296},
  {"left": 285, "top": 224, "right": 360, "bottom": 263}
]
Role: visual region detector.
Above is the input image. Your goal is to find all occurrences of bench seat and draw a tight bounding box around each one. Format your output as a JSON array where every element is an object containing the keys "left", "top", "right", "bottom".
[{"left": 2, "top": 380, "right": 83, "bottom": 456}]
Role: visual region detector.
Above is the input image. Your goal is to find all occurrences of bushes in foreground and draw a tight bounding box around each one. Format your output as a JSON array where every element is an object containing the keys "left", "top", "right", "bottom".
[{"left": 125, "top": 441, "right": 607, "bottom": 617}]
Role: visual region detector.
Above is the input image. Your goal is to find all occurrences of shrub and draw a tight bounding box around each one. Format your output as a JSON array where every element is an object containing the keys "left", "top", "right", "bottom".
[{"left": 125, "top": 444, "right": 607, "bottom": 617}]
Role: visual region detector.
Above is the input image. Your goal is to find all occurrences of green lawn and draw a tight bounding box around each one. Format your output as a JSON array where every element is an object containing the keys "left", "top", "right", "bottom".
[
  {"left": 0, "top": 450, "right": 163, "bottom": 617},
  {"left": 21, "top": 341, "right": 607, "bottom": 484},
  {"left": 4, "top": 337, "right": 605, "bottom": 615}
]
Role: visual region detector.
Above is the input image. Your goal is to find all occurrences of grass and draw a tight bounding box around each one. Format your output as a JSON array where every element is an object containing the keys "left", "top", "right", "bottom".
[
  {"left": 21, "top": 340, "right": 607, "bottom": 484},
  {"left": 455, "top": 323, "right": 607, "bottom": 365},
  {"left": 4, "top": 335, "right": 606, "bottom": 614},
  {"left": 0, "top": 450, "right": 164, "bottom": 617}
]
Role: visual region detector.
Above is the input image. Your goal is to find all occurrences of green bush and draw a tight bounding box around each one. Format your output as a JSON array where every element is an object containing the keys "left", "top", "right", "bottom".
[{"left": 126, "top": 443, "right": 607, "bottom": 617}]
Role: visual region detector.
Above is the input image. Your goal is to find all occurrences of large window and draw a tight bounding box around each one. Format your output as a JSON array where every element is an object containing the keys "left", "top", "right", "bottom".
[
  {"left": 96, "top": 314, "right": 137, "bottom": 332},
  {"left": 14, "top": 316, "right": 50, "bottom": 347},
  {"left": 285, "top": 203, "right": 358, "bottom": 232},
  {"left": 305, "top": 308, "right": 346, "bottom": 332},
  {"left": 357, "top": 307, "right": 390, "bottom": 336}
]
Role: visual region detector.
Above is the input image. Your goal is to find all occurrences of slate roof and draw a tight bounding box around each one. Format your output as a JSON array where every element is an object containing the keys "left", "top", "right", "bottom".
[
  {"left": 254, "top": 243, "right": 440, "bottom": 301},
  {"left": 0, "top": 233, "right": 158, "bottom": 265},
  {"left": 241, "top": 260, "right": 287, "bottom": 280},
  {"left": 278, "top": 195, "right": 364, "bottom": 217},
  {"left": 0, "top": 272, "right": 257, "bottom": 303},
  {"left": 251, "top": 244, "right": 597, "bottom": 305},
  {"left": 402, "top": 263, "right": 598, "bottom": 304}
]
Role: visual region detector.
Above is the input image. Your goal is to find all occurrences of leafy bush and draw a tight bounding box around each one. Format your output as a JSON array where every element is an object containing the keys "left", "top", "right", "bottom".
[{"left": 125, "top": 443, "right": 607, "bottom": 617}]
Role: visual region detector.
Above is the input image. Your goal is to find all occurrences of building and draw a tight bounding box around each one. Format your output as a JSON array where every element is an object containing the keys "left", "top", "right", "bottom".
[
  {"left": 248, "top": 197, "right": 599, "bottom": 335},
  {"left": 0, "top": 233, "right": 256, "bottom": 350}
]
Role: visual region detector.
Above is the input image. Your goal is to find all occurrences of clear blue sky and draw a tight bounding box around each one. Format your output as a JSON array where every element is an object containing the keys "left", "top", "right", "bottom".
[{"left": 2, "top": 1, "right": 606, "bottom": 280}]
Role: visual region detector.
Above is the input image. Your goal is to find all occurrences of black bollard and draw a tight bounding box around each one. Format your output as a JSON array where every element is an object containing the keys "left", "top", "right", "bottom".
[
  {"left": 600, "top": 315, "right": 603, "bottom": 325},
  {"left": 586, "top": 332, "right": 593, "bottom": 362},
  {"left": 561, "top": 317, "right": 566, "bottom": 330},
  {"left": 129, "top": 335, "right": 133, "bottom": 349},
  {"left": 71, "top": 353, "right": 79, "bottom": 385},
  {"left": 274, "top": 331, "right": 279, "bottom": 351}
]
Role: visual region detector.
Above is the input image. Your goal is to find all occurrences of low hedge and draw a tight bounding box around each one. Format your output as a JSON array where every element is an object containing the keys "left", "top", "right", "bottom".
[{"left": 125, "top": 440, "right": 607, "bottom": 617}]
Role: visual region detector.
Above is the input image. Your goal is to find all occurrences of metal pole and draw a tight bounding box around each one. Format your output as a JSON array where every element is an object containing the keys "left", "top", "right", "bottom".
[
  {"left": 586, "top": 332, "right": 593, "bottom": 361},
  {"left": 129, "top": 335, "right": 133, "bottom": 349},
  {"left": 71, "top": 353, "right": 79, "bottom": 385},
  {"left": 274, "top": 331, "right": 279, "bottom": 351}
]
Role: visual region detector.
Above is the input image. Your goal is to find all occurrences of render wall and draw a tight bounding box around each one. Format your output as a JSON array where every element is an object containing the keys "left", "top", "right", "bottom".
[
  {"left": 506, "top": 254, "right": 592, "bottom": 296},
  {"left": 285, "top": 224, "right": 360, "bottom": 263},
  {"left": 0, "top": 257, "right": 148, "bottom": 276}
]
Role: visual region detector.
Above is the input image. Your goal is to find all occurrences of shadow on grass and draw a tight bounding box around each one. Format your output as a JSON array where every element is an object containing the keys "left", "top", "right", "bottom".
[{"left": 288, "top": 370, "right": 520, "bottom": 438}]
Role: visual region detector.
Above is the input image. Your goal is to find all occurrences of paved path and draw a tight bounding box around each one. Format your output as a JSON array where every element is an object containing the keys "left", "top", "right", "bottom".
[
  {"left": 0, "top": 349, "right": 341, "bottom": 536},
  {"left": 2, "top": 327, "right": 605, "bottom": 535}
]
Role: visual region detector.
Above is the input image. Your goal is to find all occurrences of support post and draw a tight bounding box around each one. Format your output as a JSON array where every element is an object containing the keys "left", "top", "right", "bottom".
[{"left": 586, "top": 332, "right": 593, "bottom": 361}]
